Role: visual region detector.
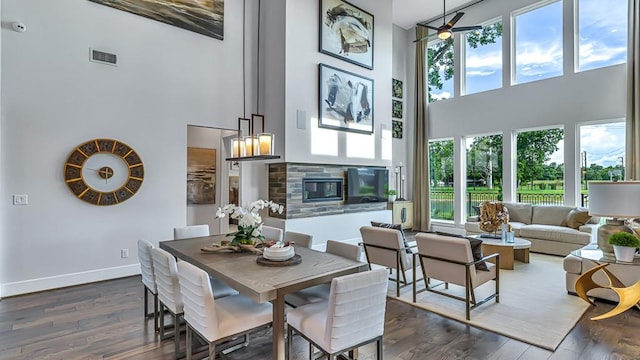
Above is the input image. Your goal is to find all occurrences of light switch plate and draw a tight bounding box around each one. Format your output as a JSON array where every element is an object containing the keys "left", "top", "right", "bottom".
[
  {"left": 13, "top": 194, "right": 28, "bottom": 205},
  {"left": 296, "top": 110, "right": 307, "bottom": 130}
]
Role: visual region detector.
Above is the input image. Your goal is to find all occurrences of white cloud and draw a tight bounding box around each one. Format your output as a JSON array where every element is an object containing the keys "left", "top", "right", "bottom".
[
  {"left": 516, "top": 42, "right": 563, "bottom": 77},
  {"left": 432, "top": 91, "right": 451, "bottom": 100},
  {"left": 467, "top": 70, "right": 497, "bottom": 76},
  {"left": 579, "top": 41, "right": 626, "bottom": 67},
  {"left": 466, "top": 51, "right": 502, "bottom": 71},
  {"left": 580, "top": 123, "right": 626, "bottom": 166}
]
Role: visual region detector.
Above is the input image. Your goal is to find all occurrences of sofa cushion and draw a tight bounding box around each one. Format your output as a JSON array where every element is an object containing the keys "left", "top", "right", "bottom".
[
  {"left": 519, "top": 225, "right": 591, "bottom": 245},
  {"left": 564, "top": 208, "right": 591, "bottom": 229},
  {"left": 509, "top": 222, "right": 526, "bottom": 237},
  {"left": 464, "top": 221, "right": 483, "bottom": 234},
  {"left": 532, "top": 205, "right": 573, "bottom": 226},
  {"left": 503, "top": 203, "right": 533, "bottom": 224},
  {"left": 563, "top": 254, "right": 582, "bottom": 274}
]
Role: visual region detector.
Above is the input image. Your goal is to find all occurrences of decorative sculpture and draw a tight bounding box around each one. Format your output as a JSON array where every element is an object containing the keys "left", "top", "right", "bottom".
[{"left": 479, "top": 201, "right": 509, "bottom": 236}]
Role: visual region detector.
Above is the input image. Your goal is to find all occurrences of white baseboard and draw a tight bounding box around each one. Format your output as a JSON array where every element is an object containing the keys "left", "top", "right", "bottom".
[{"left": 1, "top": 264, "right": 141, "bottom": 297}]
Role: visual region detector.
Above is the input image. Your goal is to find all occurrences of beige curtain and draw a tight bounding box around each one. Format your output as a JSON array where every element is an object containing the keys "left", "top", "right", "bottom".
[
  {"left": 412, "top": 27, "right": 430, "bottom": 231},
  {"left": 627, "top": 0, "right": 640, "bottom": 180}
]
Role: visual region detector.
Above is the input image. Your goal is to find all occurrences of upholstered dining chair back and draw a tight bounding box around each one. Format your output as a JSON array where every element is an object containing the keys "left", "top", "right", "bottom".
[
  {"left": 326, "top": 240, "right": 362, "bottom": 261},
  {"left": 415, "top": 233, "right": 479, "bottom": 286},
  {"left": 150, "top": 248, "right": 183, "bottom": 314},
  {"left": 137, "top": 239, "right": 156, "bottom": 293},
  {"left": 324, "top": 268, "right": 388, "bottom": 353},
  {"left": 174, "top": 225, "right": 209, "bottom": 240},
  {"left": 360, "top": 226, "right": 411, "bottom": 271},
  {"left": 284, "top": 231, "right": 313, "bottom": 248},
  {"left": 176, "top": 260, "right": 220, "bottom": 341},
  {"left": 262, "top": 225, "right": 283, "bottom": 242}
]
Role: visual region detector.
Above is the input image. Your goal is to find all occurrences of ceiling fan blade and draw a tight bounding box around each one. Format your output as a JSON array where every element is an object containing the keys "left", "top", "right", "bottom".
[
  {"left": 452, "top": 25, "right": 483, "bottom": 32},
  {"left": 446, "top": 12, "right": 465, "bottom": 28},
  {"left": 413, "top": 33, "right": 437, "bottom": 43},
  {"left": 417, "top": 23, "right": 441, "bottom": 31}
]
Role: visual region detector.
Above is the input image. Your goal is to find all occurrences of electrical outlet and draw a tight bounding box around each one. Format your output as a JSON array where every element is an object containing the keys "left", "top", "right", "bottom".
[{"left": 121, "top": 249, "right": 129, "bottom": 258}]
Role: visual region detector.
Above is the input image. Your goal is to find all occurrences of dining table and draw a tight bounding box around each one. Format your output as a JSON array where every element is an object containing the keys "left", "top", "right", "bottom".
[{"left": 159, "top": 235, "right": 369, "bottom": 360}]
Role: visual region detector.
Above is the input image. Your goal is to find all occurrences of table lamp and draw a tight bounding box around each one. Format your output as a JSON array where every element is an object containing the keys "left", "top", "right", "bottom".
[{"left": 587, "top": 181, "right": 640, "bottom": 261}]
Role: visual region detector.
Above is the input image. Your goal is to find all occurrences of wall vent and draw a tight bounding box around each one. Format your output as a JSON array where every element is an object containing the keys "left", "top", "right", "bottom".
[{"left": 90, "top": 49, "right": 117, "bottom": 66}]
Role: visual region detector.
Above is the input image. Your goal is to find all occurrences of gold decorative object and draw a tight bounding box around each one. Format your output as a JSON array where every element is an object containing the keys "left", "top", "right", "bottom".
[
  {"left": 574, "top": 263, "right": 640, "bottom": 320},
  {"left": 479, "top": 201, "right": 509, "bottom": 235}
]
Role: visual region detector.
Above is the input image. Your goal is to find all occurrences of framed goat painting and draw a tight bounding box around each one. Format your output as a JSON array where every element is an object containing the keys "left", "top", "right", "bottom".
[
  {"left": 318, "top": 63, "right": 374, "bottom": 134},
  {"left": 319, "top": 0, "right": 374, "bottom": 69}
]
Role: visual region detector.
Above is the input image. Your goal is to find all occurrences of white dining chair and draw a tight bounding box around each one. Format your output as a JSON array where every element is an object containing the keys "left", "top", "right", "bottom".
[
  {"left": 284, "top": 231, "right": 313, "bottom": 248},
  {"left": 173, "top": 225, "right": 238, "bottom": 300},
  {"left": 284, "top": 240, "right": 362, "bottom": 308},
  {"left": 137, "top": 239, "right": 159, "bottom": 332},
  {"left": 177, "top": 261, "right": 273, "bottom": 360},
  {"left": 150, "top": 247, "right": 185, "bottom": 359},
  {"left": 173, "top": 225, "right": 210, "bottom": 239},
  {"left": 286, "top": 268, "right": 388, "bottom": 360},
  {"left": 262, "top": 225, "right": 284, "bottom": 242}
]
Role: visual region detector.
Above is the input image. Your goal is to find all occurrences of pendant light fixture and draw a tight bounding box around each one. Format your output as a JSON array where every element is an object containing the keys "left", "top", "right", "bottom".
[{"left": 227, "top": 0, "right": 278, "bottom": 161}]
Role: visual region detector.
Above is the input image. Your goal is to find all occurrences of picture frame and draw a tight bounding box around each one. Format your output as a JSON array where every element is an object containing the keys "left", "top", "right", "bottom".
[
  {"left": 392, "top": 100, "right": 403, "bottom": 119},
  {"left": 392, "top": 79, "right": 403, "bottom": 99},
  {"left": 319, "top": 63, "right": 374, "bottom": 134},
  {"left": 392, "top": 120, "right": 403, "bottom": 139},
  {"left": 319, "top": 0, "right": 374, "bottom": 70},
  {"left": 187, "top": 147, "right": 216, "bottom": 204},
  {"left": 89, "top": 0, "right": 224, "bottom": 40}
]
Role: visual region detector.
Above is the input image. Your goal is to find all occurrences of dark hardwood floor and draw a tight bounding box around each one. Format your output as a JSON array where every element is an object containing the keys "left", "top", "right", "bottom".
[{"left": 0, "top": 276, "right": 638, "bottom": 360}]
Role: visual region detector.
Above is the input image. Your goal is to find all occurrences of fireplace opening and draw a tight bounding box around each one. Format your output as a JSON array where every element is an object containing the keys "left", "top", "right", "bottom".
[{"left": 302, "top": 178, "right": 343, "bottom": 203}]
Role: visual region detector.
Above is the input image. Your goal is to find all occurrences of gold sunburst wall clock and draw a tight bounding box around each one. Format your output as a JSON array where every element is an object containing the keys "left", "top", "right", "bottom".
[{"left": 64, "top": 138, "right": 144, "bottom": 206}]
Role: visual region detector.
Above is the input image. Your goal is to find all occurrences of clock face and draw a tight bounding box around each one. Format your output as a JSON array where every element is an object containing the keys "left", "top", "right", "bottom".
[{"left": 64, "top": 139, "right": 144, "bottom": 205}]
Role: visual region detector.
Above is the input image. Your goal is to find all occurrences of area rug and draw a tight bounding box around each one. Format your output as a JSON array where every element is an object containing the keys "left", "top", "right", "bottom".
[{"left": 390, "top": 253, "right": 590, "bottom": 351}]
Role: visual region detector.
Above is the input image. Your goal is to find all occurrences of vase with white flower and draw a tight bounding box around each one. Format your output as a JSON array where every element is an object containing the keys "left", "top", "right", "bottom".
[{"left": 216, "top": 200, "right": 284, "bottom": 246}]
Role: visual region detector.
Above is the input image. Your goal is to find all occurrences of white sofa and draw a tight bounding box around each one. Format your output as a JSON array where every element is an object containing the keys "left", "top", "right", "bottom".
[{"left": 465, "top": 202, "right": 598, "bottom": 256}]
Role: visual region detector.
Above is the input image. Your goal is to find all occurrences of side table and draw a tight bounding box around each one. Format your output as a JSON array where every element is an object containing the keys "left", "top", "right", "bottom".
[{"left": 571, "top": 248, "right": 640, "bottom": 320}]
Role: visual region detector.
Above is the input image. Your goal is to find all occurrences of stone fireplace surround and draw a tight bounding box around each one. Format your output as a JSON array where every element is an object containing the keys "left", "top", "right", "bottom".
[{"left": 268, "top": 163, "right": 387, "bottom": 219}]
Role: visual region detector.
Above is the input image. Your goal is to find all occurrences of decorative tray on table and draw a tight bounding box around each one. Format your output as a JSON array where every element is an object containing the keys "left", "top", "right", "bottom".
[{"left": 256, "top": 242, "right": 301, "bottom": 266}]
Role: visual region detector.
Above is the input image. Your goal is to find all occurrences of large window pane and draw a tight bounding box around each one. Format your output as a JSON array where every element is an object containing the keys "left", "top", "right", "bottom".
[
  {"left": 465, "top": 135, "right": 503, "bottom": 218},
  {"left": 464, "top": 21, "right": 503, "bottom": 95},
  {"left": 429, "top": 139, "right": 454, "bottom": 220},
  {"left": 428, "top": 39, "right": 454, "bottom": 102},
  {"left": 513, "top": 1, "right": 563, "bottom": 84},
  {"left": 577, "top": 0, "right": 628, "bottom": 72},
  {"left": 579, "top": 122, "right": 626, "bottom": 206},
  {"left": 516, "top": 128, "right": 565, "bottom": 204}
]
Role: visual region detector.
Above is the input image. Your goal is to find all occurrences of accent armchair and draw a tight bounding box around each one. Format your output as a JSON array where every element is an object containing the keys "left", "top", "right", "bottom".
[
  {"left": 360, "top": 225, "right": 417, "bottom": 297},
  {"left": 413, "top": 232, "right": 500, "bottom": 320}
]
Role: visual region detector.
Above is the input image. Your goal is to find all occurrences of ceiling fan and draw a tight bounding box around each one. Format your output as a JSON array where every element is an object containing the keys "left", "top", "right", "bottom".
[{"left": 414, "top": 0, "right": 482, "bottom": 43}]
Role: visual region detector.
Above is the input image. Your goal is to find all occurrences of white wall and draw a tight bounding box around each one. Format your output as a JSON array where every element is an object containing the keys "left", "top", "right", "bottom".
[
  {"left": 407, "top": 0, "right": 626, "bottom": 225},
  {"left": 0, "top": 0, "right": 246, "bottom": 296},
  {"left": 282, "top": 0, "right": 393, "bottom": 167}
]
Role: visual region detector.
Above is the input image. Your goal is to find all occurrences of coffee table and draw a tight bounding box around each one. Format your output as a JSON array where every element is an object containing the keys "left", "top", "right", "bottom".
[{"left": 472, "top": 236, "right": 532, "bottom": 270}]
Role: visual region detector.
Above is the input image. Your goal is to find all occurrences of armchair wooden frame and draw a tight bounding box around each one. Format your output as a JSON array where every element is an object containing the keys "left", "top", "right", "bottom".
[
  {"left": 412, "top": 252, "right": 500, "bottom": 320},
  {"left": 360, "top": 242, "right": 419, "bottom": 297}
]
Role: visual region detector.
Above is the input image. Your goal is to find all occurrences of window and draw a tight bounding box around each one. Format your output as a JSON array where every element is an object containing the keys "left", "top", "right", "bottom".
[
  {"left": 428, "top": 39, "right": 454, "bottom": 102},
  {"left": 576, "top": 0, "right": 628, "bottom": 72},
  {"left": 516, "top": 128, "right": 565, "bottom": 205},
  {"left": 464, "top": 20, "right": 503, "bottom": 95},
  {"left": 513, "top": 1, "right": 563, "bottom": 84},
  {"left": 429, "top": 139, "right": 454, "bottom": 220},
  {"left": 465, "top": 135, "right": 503, "bottom": 217},
  {"left": 579, "top": 122, "right": 626, "bottom": 206}
]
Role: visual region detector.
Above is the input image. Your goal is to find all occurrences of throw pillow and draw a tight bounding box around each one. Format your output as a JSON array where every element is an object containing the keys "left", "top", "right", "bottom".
[
  {"left": 467, "top": 237, "right": 489, "bottom": 271},
  {"left": 370, "top": 221, "right": 411, "bottom": 253},
  {"left": 564, "top": 208, "right": 591, "bottom": 229}
]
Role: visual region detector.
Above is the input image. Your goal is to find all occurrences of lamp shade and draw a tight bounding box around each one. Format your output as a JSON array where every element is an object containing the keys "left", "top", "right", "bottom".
[{"left": 588, "top": 181, "right": 640, "bottom": 218}]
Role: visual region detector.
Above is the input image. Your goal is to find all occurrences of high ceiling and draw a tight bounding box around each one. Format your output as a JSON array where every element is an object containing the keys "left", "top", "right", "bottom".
[{"left": 392, "top": 0, "right": 481, "bottom": 30}]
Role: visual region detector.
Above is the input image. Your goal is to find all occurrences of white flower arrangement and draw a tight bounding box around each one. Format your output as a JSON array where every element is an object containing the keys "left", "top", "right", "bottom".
[{"left": 216, "top": 200, "right": 284, "bottom": 245}]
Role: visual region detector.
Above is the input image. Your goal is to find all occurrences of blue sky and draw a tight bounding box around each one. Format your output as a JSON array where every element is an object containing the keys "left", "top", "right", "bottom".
[{"left": 431, "top": 0, "right": 628, "bottom": 166}]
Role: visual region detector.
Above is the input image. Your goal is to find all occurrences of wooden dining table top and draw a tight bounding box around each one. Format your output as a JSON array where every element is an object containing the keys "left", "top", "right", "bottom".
[{"left": 159, "top": 234, "right": 369, "bottom": 304}]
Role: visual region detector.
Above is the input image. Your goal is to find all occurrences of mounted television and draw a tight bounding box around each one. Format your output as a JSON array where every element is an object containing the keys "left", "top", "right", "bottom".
[{"left": 346, "top": 167, "right": 389, "bottom": 204}]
